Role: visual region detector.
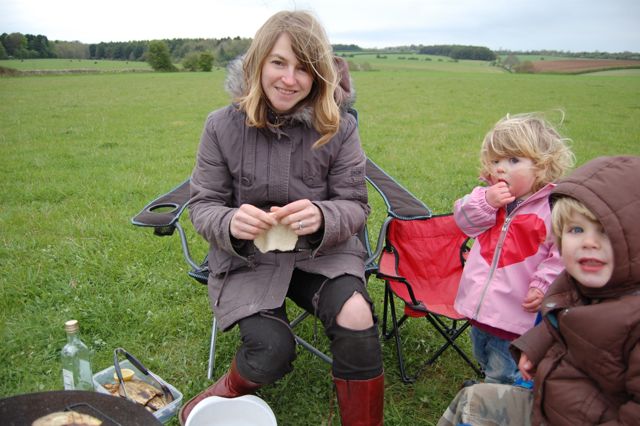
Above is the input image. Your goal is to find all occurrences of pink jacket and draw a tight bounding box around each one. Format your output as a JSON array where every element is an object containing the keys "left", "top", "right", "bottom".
[{"left": 453, "top": 184, "right": 564, "bottom": 335}]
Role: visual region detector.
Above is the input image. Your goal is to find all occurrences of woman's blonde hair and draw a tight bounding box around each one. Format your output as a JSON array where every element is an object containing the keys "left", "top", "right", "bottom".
[
  {"left": 551, "top": 196, "right": 598, "bottom": 251},
  {"left": 480, "top": 112, "right": 575, "bottom": 192},
  {"left": 237, "top": 10, "right": 340, "bottom": 147}
]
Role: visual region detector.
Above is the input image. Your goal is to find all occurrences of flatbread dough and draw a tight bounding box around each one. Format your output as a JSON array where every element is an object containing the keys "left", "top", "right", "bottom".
[
  {"left": 254, "top": 223, "right": 298, "bottom": 253},
  {"left": 32, "top": 411, "right": 102, "bottom": 426}
]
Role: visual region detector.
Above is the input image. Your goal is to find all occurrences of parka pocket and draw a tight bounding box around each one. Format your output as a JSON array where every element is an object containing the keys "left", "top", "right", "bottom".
[
  {"left": 208, "top": 250, "right": 248, "bottom": 277},
  {"left": 208, "top": 247, "right": 280, "bottom": 277},
  {"left": 302, "top": 141, "right": 330, "bottom": 191},
  {"left": 316, "top": 235, "right": 367, "bottom": 259},
  {"left": 303, "top": 168, "right": 324, "bottom": 188}
]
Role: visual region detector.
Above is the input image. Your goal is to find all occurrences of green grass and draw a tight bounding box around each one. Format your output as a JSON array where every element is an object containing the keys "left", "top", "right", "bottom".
[
  {"left": 1, "top": 58, "right": 153, "bottom": 72},
  {"left": 1, "top": 61, "right": 639, "bottom": 425},
  {"left": 344, "top": 53, "right": 504, "bottom": 74},
  {"left": 587, "top": 68, "right": 640, "bottom": 76}
]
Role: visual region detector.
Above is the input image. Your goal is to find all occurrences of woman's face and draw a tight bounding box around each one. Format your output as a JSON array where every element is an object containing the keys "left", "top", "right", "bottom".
[{"left": 261, "top": 32, "right": 313, "bottom": 114}]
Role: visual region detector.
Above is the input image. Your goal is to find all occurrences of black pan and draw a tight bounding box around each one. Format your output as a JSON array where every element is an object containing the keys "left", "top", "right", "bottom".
[{"left": 0, "top": 390, "right": 162, "bottom": 425}]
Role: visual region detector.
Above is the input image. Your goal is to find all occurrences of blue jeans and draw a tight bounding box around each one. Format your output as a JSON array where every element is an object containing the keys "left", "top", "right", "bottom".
[{"left": 470, "top": 326, "right": 520, "bottom": 384}]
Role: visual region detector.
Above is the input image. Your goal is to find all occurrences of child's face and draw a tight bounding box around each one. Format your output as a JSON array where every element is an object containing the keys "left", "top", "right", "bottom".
[
  {"left": 561, "top": 212, "right": 614, "bottom": 288},
  {"left": 488, "top": 156, "right": 538, "bottom": 200}
]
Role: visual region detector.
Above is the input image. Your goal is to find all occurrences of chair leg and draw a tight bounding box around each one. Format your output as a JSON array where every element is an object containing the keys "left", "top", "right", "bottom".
[
  {"left": 383, "top": 284, "right": 416, "bottom": 383},
  {"left": 382, "top": 284, "right": 390, "bottom": 337},
  {"left": 424, "top": 316, "right": 482, "bottom": 377},
  {"left": 294, "top": 334, "right": 332, "bottom": 364},
  {"left": 207, "top": 316, "right": 217, "bottom": 380},
  {"left": 383, "top": 283, "right": 481, "bottom": 382},
  {"left": 290, "top": 310, "right": 332, "bottom": 364}
]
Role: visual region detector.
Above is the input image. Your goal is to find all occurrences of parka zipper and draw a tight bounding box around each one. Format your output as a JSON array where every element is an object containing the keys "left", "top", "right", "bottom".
[
  {"left": 472, "top": 188, "right": 543, "bottom": 320},
  {"left": 473, "top": 214, "right": 512, "bottom": 319}
]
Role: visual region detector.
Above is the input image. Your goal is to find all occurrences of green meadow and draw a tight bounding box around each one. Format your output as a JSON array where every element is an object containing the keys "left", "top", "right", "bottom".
[
  {"left": 1, "top": 57, "right": 639, "bottom": 425},
  {"left": 346, "top": 52, "right": 504, "bottom": 73},
  {"left": 1, "top": 58, "right": 153, "bottom": 72}
]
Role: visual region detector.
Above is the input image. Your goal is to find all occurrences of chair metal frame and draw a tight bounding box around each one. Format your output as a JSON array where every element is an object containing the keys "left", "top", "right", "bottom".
[{"left": 132, "top": 179, "right": 379, "bottom": 379}]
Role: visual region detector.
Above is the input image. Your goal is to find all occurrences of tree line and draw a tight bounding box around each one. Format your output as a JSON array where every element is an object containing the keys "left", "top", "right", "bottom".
[
  {"left": 0, "top": 33, "right": 56, "bottom": 59},
  {"left": 2, "top": 32, "right": 638, "bottom": 67},
  {"left": 418, "top": 45, "right": 497, "bottom": 61},
  {"left": 0, "top": 32, "right": 252, "bottom": 68}
]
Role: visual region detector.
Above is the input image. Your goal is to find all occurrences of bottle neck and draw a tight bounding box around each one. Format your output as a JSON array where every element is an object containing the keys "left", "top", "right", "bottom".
[{"left": 66, "top": 331, "right": 81, "bottom": 343}]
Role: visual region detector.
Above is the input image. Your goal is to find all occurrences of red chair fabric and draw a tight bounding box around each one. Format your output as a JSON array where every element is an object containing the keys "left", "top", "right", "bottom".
[
  {"left": 377, "top": 214, "right": 481, "bottom": 382},
  {"left": 380, "top": 215, "right": 466, "bottom": 318}
]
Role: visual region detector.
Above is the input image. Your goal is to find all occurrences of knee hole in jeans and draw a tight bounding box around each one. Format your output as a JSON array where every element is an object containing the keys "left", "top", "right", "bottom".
[{"left": 335, "top": 292, "right": 374, "bottom": 331}]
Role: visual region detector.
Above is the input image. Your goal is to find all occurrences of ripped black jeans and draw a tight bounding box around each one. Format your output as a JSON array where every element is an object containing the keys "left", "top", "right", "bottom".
[{"left": 234, "top": 269, "right": 383, "bottom": 384}]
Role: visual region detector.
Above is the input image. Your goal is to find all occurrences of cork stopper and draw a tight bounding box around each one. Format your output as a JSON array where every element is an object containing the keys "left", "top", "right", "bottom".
[{"left": 64, "top": 319, "right": 79, "bottom": 333}]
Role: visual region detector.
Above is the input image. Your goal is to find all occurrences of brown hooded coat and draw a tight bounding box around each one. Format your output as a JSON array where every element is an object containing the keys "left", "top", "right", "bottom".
[
  {"left": 188, "top": 58, "right": 369, "bottom": 331},
  {"left": 511, "top": 156, "right": 640, "bottom": 425}
]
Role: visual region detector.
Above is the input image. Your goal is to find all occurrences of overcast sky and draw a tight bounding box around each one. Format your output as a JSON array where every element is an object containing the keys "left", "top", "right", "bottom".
[{"left": 1, "top": 0, "right": 639, "bottom": 52}]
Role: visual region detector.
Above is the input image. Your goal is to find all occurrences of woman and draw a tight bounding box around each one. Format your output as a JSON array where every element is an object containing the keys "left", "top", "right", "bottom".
[{"left": 180, "top": 10, "right": 384, "bottom": 426}]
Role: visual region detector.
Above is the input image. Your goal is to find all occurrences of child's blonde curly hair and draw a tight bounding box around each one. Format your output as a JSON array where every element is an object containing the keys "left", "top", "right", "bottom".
[
  {"left": 480, "top": 112, "right": 575, "bottom": 192},
  {"left": 551, "top": 196, "right": 598, "bottom": 252}
]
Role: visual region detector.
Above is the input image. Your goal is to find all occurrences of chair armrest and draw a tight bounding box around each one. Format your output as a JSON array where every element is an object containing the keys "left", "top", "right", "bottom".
[
  {"left": 131, "top": 178, "right": 205, "bottom": 271},
  {"left": 131, "top": 179, "right": 191, "bottom": 236}
]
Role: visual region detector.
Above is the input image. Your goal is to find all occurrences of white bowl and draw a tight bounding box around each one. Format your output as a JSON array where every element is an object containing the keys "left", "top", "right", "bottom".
[{"left": 185, "top": 395, "right": 277, "bottom": 426}]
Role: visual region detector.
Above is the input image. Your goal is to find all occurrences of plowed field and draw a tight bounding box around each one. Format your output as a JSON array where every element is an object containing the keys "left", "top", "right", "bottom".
[{"left": 531, "top": 59, "right": 640, "bottom": 73}]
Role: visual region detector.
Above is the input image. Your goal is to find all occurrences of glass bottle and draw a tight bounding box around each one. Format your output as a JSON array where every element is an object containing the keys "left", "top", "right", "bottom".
[{"left": 61, "top": 319, "right": 94, "bottom": 391}]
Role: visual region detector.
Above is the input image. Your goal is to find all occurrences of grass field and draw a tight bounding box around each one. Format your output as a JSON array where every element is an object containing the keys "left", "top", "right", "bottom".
[
  {"left": 1, "top": 58, "right": 639, "bottom": 425},
  {"left": 344, "top": 53, "right": 505, "bottom": 74},
  {"left": 0, "top": 58, "right": 153, "bottom": 72}
]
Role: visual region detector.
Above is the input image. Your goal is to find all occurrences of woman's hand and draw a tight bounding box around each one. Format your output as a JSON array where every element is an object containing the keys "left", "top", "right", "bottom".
[
  {"left": 518, "top": 353, "right": 536, "bottom": 381},
  {"left": 522, "top": 287, "right": 544, "bottom": 313},
  {"left": 230, "top": 204, "right": 278, "bottom": 240},
  {"left": 270, "top": 199, "right": 323, "bottom": 235},
  {"left": 485, "top": 181, "right": 515, "bottom": 209}
]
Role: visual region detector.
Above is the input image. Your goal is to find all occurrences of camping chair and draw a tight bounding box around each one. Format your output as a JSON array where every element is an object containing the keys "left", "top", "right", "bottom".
[
  {"left": 130, "top": 107, "right": 381, "bottom": 380},
  {"left": 131, "top": 178, "right": 379, "bottom": 380},
  {"left": 365, "top": 159, "right": 482, "bottom": 383}
]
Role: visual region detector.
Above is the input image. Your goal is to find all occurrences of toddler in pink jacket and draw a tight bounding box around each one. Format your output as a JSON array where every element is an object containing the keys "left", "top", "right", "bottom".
[{"left": 453, "top": 112, "right": 574, "bottom": 384}]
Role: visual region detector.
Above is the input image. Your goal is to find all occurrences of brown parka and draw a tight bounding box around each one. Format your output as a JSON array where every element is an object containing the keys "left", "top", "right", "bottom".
[
  {"left": 511, "top": 156, "right": 640, "bottom": 425},
  {"left": 188, "top": 58, "right": 369, "bottom": 331}
]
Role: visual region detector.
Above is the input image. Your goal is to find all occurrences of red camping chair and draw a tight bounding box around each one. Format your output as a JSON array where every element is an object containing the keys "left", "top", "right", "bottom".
[{"left": 366, "top": 159, "right": 482, "bottom": 383}]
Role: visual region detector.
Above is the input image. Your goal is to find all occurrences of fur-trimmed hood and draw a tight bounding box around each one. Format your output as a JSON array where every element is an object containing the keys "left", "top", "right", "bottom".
[{"left": 223, "top": 55, "right": 356, "bottom": 127}]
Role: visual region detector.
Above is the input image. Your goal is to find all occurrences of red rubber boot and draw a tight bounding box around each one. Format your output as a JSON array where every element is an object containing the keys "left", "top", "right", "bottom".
[
  {"left": 178, "top": 358, "right": 261, "bottom": 425},
  {"left": 333, "top": 372, "right": 385, "bottom": 425}
]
